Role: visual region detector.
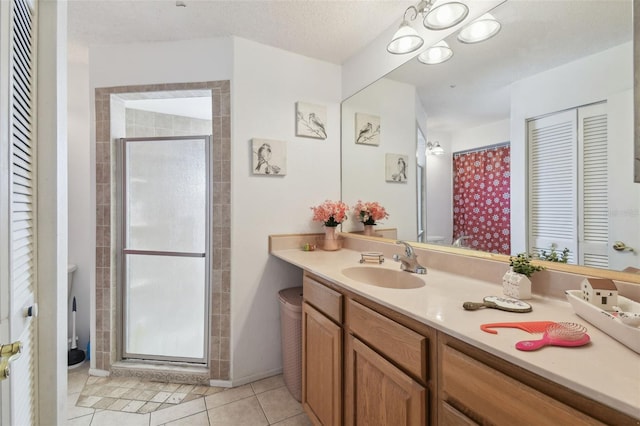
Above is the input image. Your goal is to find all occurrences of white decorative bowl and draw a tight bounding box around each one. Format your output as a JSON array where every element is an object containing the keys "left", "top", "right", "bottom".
[{"left": 565, "top": 290, "right": 640, "bottom": 354}]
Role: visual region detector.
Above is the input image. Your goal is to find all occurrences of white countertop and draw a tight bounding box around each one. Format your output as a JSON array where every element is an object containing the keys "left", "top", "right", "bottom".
[{"left": 271, "top": 247, "right": 640, "bottom": 419}]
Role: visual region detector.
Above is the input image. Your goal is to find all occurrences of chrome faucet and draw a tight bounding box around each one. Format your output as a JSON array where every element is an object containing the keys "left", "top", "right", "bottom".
[
  {"left": 452, "top": 235, "right": 470, "bottom": 247},
  {"left": 393, "top": 240, "right": 427, "bottom": 274}
]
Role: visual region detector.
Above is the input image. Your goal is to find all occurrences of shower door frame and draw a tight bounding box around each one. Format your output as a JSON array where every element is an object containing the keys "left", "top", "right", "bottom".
[{"left": 117, "top": 135, "right": 212, "bottom": 365}]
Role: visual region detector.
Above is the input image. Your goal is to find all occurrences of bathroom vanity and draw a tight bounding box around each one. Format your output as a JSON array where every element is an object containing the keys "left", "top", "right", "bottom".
[{"left": 270, "top": 234, "right": 640, "bottom": 425}]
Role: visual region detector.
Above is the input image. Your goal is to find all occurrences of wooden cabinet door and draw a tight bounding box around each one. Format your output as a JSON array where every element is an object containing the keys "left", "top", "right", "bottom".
[
  {"left": 345, "top": 335, "right": 426, "bottom": 426},
  {"left": 302, "top": 302, "right": 342, "bottom": 425}
]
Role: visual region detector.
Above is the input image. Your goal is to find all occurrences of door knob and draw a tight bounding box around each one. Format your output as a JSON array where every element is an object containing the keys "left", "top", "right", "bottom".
[
  {"left": 0, "top": 341, "right": 22, "bottom": 381},
  {"left": 612, "top": 241, "right": 635, "bottom": 253}
]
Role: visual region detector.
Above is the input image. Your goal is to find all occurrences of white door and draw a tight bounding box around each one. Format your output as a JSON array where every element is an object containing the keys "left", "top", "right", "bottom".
[
  {"left": 0, "top": 0, "right": 37, "bottom": 424},
  {"left": 607, "top": 89, "right": 640, "bottom": 271}
]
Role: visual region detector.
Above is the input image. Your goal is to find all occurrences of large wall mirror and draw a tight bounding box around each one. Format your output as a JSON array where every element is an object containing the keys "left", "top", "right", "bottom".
[{"left": 341, "top": 0, "right": 640, "bottom": 281}]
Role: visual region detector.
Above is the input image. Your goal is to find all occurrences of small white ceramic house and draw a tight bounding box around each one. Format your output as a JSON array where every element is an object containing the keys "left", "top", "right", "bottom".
[{"left": 581, "top": 278, "right": 619, "bottom": 310}]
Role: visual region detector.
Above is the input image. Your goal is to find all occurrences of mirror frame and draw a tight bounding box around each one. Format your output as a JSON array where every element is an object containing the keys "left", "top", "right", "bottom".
[{"left": 342, "top": 1, "right": 640, "bottom": 285}]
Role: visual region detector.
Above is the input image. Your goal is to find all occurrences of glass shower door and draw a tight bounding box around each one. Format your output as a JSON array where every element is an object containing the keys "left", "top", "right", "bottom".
[{"left": 121, "top": 136, "right": 210, "bottom": 363}]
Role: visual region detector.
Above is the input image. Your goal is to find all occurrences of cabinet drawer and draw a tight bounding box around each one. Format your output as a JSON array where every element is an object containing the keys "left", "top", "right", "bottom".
[
  {"left": 441, "top": 344, "right": 601, "bottom": 425},
  {"left": 439, "top": 402, "right": 478, "bottom": 426},
  {"left": 303, "top": 275, "right": 343, "bottom": 323},
  {"left": 347, "top": 299, "right": 427, "bottom": 382}
]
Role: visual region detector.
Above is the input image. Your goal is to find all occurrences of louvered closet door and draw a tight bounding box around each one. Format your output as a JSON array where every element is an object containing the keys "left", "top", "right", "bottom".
[
  {"left": 0, "top": 0, "right": 37, "bottom": 424},
  {"left": 528, "top": 110, "right": 579, "bottom": 262},
  {"left": 578, "top": 103, "right": 608, "bottom": 269}
]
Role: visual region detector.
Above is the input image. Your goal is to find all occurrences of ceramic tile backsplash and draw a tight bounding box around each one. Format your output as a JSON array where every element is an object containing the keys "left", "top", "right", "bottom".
[{"left": 94, "top": 81, "right": 231, "bottom": 380}]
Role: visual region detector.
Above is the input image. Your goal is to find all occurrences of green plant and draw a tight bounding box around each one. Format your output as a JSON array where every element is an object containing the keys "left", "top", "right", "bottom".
[
  {"left": 539, "top": 246, "right": 570, "bottom": 263},
  {"left": 509, "top": 253, "right": 545, "bottom": 278}
]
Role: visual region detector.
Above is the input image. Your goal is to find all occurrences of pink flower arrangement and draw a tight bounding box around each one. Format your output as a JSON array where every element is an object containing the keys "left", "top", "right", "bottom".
[
  {"left": 353, "top": 200, "right": 389, "bottom": 226},
  {"left": 311, "top": 200, "right": 349, "bottom": 227}
]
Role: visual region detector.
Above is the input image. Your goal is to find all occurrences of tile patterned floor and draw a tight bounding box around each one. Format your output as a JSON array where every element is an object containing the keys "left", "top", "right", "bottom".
[{"left": 68, "top": 364, "right": 311, "bottom": 425}]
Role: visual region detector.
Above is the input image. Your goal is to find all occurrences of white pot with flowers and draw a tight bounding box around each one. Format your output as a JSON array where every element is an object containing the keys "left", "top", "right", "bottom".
[
  {"left": 353, "top": 200, "right": 389, "bottom": 237},
  {"left": 311, "top": 200, "right": 349, "bottom": 251},
  {"left": 503, "top": 253, "right": 545, "bottom": 300}
]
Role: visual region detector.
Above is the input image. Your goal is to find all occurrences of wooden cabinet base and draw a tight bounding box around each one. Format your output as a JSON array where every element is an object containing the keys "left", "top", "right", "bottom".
[
  {"left": 302, "top": 302, "right": 342, "bottom": 425},
  {"left": 345, "top": 335, "right": 426, "bottom": 426}
]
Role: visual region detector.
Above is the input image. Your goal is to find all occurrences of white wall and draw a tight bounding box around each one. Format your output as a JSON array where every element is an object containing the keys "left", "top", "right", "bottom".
[
  {"left": 231, "top": 38, "right": 341, "bottom": 382},
  {"left": 76, "top": 36, "right": 342, "bottom": 383},
  {"left": 68, "top": 44, "right": 91, "bottom": 353},
  {"left": 510, "top": 42, "right": 633, "bottom": 253},
  {"left": 425, "top": 131, "right": 453, "bottom": 244},
  {"left": 341, "top": 78, "right": 417, "bottom": 241}
]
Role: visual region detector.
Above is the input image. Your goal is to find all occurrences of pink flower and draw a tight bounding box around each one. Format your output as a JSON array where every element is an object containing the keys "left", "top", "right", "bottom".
[
  {"left": 311, "top": 200, "right": 349, "bottom": 227},
  {"left": 353, "top": 200, "right": 389, "bottom": 225}
]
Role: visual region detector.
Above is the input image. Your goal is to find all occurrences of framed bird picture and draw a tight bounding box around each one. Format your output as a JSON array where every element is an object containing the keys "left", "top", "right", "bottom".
[
  {"left": 355, "top": 113, "right": 380, "bottom": 146},
  {"left": 252, "top": 138, "right": 287, "bottom": 176},
  {"left": 295, "top": 102, "right": 327, "bottom": 139}
]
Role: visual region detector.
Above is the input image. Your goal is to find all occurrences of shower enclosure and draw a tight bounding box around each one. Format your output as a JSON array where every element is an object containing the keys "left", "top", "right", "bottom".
[{"left": 119, "top": 135, "right": 211, "bottom": 363}]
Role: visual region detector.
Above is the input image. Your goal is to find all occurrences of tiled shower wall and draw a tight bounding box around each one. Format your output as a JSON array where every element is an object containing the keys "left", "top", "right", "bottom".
[
  {"left": 94, "top": 81, "right": 231, "bottom": 380},
  {"left": 125, "top": 108, "right": 212, "bottom": 137}
]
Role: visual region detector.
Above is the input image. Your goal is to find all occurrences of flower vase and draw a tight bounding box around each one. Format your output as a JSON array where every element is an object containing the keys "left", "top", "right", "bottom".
[
  {"left": 323, "top": 226, "right": 340, "bottom": 251},
  {"left": 502, "top": 268, "right": 532, "bottom": 300},
  {"left": 363, "top": 224, "right": 375, "bottom": 237}
]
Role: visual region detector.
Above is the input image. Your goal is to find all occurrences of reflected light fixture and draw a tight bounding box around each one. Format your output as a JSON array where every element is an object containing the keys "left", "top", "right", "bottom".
[
  {"left": 387, "top": 0, "right": 470, "bottom": 55},
  {"left": 417, "top": 40, "right": 453, "bottom": 65},
  {"left": 457, "top": 13, "right": 501, "bottom": 44},
  {"left": 426, "top": 141, "right": 445, "bottom": 155}
]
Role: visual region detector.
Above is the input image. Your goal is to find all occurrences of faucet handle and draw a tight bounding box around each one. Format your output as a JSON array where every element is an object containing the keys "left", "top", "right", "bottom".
[{"left": 395, "top": 240, "right": 414, "bottom": 257}]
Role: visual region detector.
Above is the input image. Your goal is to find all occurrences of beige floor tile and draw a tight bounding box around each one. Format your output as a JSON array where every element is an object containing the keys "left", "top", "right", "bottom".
[
  {"left": 137, "top": 401, "right": 162, "bottom": 414},
  {"left": 108, "top": 398, "right": 133, "bottom": 411},
  {"left": 164, "top": 411, "right": 209, "bottom": 426},
  {"left": 271, "top": 413, "right": 313, "bottom": 426},
  {"left": 121, "top": 388, "right": 144, "bottom": 400},
  {"left": 251, "top": 374, "right": 285, "bottom": 394},
  {"left": 181, "top": 393, "right": 203, "bottom": 404},
  {"left": 76, "top": 395, "right": 101, "bottom": 408},
  {"left": 149, "top": 397, "right": 206, "bottom": 426},
  {"left": 190, "top": 385, "right": 210, "bottom": 395},
  {"left": 176, "top": 384, "right": 195, "bottom": 393},
  {"left": 166, "top": 392, "right": 187, "bottom": 404},
  {"left": 66, "top": 413, "right": 93, "bottom": 426},
  {"left": 204, "top": 384, "right": 253, "bottom": 410},
  {"left": 93, "top": 397, "right": 117, "bottom": 410},
  {"left": 137, "top": 389, "right": 159, "bottom": 400},
  {"left": 68, "top": 372, "right": 89, "bottom": 394},
  {"left": 151, "top": 390, "right": 172, "bottom": 403},
  {"left": 122, "top": 400, "right": 146, "bottom": 413},
  {"left": 107, "top": 386, "right": 131, "bottom": 398},
  {"left": 205, "top": 386, "right": 225, "bottom": 396},
  {"left": 208, "top": 396, "right": 268, "bottom": 426},
  {"left": 90, "top": 409, "right": 150, "bottom": 426},
  {"left": 158, "top": 382, "right": 181, "bottom": 392},
  {"left": 256, "top": 386, "right": 303, "bottom": 424},
  {"left": 86, "top": 376, "right": 109, "bottom": 385},
  {"left": 67, "top": 393, "right": 95, "bottom": 420}
]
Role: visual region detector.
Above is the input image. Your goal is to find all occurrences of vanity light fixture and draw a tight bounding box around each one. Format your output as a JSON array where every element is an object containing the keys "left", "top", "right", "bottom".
[
  {"left": 417, "top": 40, "right": 453, "bottom": 65},
  {"left": 457, "top": 13, "right": 501, "bottom": 44},
  {"left": 387, "top": 17, "right": 424, "bottom": 54},
  {"left": 426, "top": 141, "right": 445, "bottom": 155},
  {"left": 423, "top": 2, "right": 469, "bottom": 31},
  {"left": 387, "top": 0, "right": 470, "bottom": 55}
]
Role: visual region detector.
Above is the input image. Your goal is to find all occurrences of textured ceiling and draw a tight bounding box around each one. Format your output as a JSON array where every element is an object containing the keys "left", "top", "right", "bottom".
[
  {"left": 385, "top": 0, "right": 633, "bottom": 132},
  {"left": 67, "top": 0, "right": 414, "bottom": 64}
]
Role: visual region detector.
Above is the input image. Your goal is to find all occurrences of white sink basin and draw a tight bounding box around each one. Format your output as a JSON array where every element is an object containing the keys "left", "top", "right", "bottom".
[{"left": 341, "top": 266, "right": 425, "bottom": 289}]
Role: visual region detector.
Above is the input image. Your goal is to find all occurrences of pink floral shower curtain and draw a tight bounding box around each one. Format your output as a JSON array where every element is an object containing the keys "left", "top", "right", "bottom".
[{"left": 452, "top": 144, "right": 511, "bottom": 254}]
